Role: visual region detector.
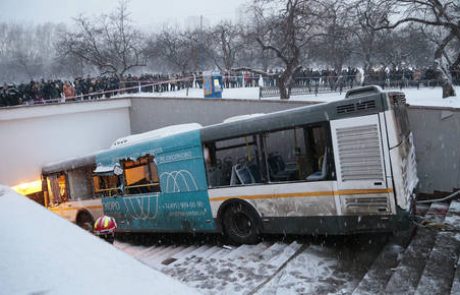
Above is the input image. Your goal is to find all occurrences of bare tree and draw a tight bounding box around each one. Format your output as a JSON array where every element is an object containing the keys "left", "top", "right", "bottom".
[
  {"left": 248, "top": 0, "right": 326, "bottom": 99},
  {"left": 0, "top": 22, "right": 68, "bottom": 83},
  {"left": 311, "top": 0, "right": 354, "bottom": 73},
  {"left": 377, "top": 0, "right": 459, "bottom": 97},
  {"left": 209, "top": 21, "right": 245, "bottom": 71},
  {"left": 147, "top": 26, "right": 195, "bottom": 73},
  {"left": 350, "top": 0, "right": 391, "bottom": 72},
  {"left": 57, "top": 1, "right": 145, "bottom": 79}
]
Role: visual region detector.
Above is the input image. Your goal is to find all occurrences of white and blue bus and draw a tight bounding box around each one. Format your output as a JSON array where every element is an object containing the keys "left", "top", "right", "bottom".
[{"left": 42, "top": 86, "right": 418, "bottom": 244}]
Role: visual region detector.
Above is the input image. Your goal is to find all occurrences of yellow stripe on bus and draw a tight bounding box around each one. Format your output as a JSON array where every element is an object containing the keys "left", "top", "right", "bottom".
[
  {"left": 209, "top": 188, "right": 393, "bottom": 202},
  {"left": 48, "top": 205, "right": 103, "bottom": 211}
]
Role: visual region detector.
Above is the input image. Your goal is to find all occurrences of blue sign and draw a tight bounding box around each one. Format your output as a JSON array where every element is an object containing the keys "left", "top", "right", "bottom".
[{"left": 203, "top": 71, "right": 223, "bottom": 98}]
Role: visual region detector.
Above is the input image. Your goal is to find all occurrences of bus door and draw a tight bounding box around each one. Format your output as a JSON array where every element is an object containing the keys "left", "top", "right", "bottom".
[
  {"left": 94, "top": 164, "right": 127, "bottom": 227},
  {"left": 330, "top": 114, "right": 394, "bottom": 217},
  {"left": 45, "top": 173, "right": 74, "bottom": 221}
]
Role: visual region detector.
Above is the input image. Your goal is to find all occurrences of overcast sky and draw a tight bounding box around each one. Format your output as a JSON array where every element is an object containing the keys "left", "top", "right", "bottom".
[{"left": 0, "top": 0, "right": 249, "bottom": 29}]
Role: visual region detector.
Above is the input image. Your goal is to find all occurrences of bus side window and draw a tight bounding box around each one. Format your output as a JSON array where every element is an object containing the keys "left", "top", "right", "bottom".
[
  {"left": 264, "top": 124, "right": 334, "bottom": 182},
  {"left": 264, "top": 128, "right": 303, "bottom": 182},
  {"left": 122, "top": 154, "right": 161, "bottom": 195},
  {"left": 67, "top": 166, "right": 95, "bottom": 200},
  {"left": 206, "top": 134, "right": 263, "bottom": 187},
  {"left": 93, "top": 174, "right": 121, "bottom": 197}
]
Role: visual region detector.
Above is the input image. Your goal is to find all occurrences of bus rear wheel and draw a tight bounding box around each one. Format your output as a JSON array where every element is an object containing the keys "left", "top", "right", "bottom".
[
  {"left": 77, "top": 212, "right": 94, "bottom": 232},
  {"left": 222, "top": 203, "right": 260, "bottom": 245}
]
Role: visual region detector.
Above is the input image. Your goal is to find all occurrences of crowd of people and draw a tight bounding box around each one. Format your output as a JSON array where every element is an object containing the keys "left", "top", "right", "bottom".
[
  {"left": 1, "top": 66, "right": 459, "bottom": 107},
  {"left": 0, "top": 73, "right": 198, "bottom": 107}
]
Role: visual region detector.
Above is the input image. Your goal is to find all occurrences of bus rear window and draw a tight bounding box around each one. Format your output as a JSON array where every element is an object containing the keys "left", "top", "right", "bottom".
[{"left": 46, "top": 174, "right": 68, "bottom": 206}]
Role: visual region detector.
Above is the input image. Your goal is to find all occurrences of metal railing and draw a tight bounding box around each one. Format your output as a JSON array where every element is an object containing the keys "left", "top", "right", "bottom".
[
  {"left": 259, "top": 78, "right": 459, "bottom": 98},
  {"left": 1, "top": 74, "right": 459, "bottom": 108}
]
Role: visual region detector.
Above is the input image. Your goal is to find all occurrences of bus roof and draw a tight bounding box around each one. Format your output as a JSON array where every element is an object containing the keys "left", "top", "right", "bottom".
[
  {"left": 110, "top": 123, "right": 202, "bottom": 149},
  {"left": 201, "top": 91, "right": 387, "bottom": 142},
  {"left": 42, "top": 153, "right": 96, "bottom": 175}
]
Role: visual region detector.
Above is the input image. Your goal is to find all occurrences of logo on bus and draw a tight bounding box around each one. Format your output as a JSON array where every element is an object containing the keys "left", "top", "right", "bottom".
[
  {"left": 124, "top": 194, "right": 159, "bottom": 220},
  {"left": 105, "top": 202, "right": 121, "bottom": 212},
  {"left": 160, "top": 170, "right": 199, "bottom": 193}
]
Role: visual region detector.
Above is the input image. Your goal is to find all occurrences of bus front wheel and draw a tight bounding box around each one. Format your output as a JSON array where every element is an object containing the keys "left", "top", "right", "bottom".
[
  {"left": 222, "top": 203, "right": 260, "bottom": 245},
  {"left": 76, "top": 212, "right": 94, "bottom": 232}
]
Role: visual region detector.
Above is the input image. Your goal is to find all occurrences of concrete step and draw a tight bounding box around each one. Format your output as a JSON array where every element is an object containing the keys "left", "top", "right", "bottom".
[
  {"left": 414, "top": 232, "right": 460, "bottom": 295},
  {"left": 320, "top": 236, "right": 386, "bottom": 295},
  {"left": 196, "top": 246, "right": 222, "bottom": 259},
  {"left": 450, "top": 257, "right": 460, "bottom": 295},
  {"left": 207, "top": 247, "right": 232, "bottom": 260},
  {"left": 169, "top": 245, "right": 199, "bottom": 260},
  {"left": 352, "top": 242, "right": 406, "bottom": 295},
  {"left": 258, "top": 242, "right": 287, "bottom": 261},
  {"left": 265, "top": 241, "right": 303, "bottom": 269},
  {"left": 415, "top": 201, "right": 460, "bottom": 295},
  {"left": 145, "top": 246, "right": 188, "bottom": 269},
  {"left": 384, "top": 202, "right": 450, "bottom": 294},
  {"left": 162, "top": 242, "right": 303, "bottom": 295},
  {"left": 166, "top": 245, "right": 211, "bottom": 268},
  {"left": 134, "top": 245, "right": 163, "bottom": 258},
  {"left": 255, "top": 244, "right": 336, "bottom": 294}
]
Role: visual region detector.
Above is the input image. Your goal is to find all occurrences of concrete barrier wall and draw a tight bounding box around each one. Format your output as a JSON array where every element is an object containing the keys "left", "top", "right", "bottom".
[
  {"left": 407, "top": 106, "right": 460, "bottom": 194},
  {"left": 130, "top": 96, "right": 460, "bottom": 194},
  {"left": 0, "top": 99, "right": 131, "bottom": 186},
  {"left": 129, "top": 97, "right": 314, "bottom": 133}
]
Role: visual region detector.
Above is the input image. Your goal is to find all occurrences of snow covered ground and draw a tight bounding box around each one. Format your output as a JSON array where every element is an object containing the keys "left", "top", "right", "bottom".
[
  {"left": 0, "top": 186, "right": 200, "bottom": 295},
  {"left": 127, "top": 85, "right": 460, "bottom": 109}
]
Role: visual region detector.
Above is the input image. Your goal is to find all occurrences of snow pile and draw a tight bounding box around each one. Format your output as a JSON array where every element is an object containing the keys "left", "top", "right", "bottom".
[{"left": 0, "top": 186, "right": 200, "bottom": 295}]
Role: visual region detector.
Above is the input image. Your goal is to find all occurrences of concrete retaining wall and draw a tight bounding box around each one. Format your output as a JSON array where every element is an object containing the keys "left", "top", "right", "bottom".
[
  {"left": 407, "top": 106, "right": 460, "bottom": 194},
  {"left": 129, "top": 97, "right": 314, "bottom": 134},
  {"left": 0, "top": 99, "right": 131, "bottom": 186}
]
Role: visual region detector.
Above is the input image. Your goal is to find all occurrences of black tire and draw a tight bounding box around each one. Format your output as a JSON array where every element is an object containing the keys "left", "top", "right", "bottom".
[
  {"left": 77, "top": 212, "right": 94, "bottom": 232},
  {"left": 222, "top": 203, "right": 260, "bottom": 245}
]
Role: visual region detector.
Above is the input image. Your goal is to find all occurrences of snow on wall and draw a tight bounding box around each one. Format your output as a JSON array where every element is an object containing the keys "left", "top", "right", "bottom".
[
  {"left": 0, "top": 100, "right": 131, "bottom": 186},
  {"left": 0, "top": 185, "right": 200, "bottom": 295}
]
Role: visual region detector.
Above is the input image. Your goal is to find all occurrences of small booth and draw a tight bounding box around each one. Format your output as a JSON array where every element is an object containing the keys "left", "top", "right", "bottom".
[{"left": 203, "top": 71, "right": 223, "bottom": 98}]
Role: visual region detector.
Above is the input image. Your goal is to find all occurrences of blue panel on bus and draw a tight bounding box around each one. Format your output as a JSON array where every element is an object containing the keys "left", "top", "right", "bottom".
[{"left": 97, "top": 130, "right": 216, "bottom": 232}]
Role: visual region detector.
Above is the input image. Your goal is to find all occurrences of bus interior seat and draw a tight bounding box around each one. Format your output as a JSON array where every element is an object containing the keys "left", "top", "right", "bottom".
[
  {"left": 267, "top": 152, "right": 297, "bottom": 181},
  {"left": 230, "top": 163, "right": 255, "bottom": 185},
  {"left": 207, "top": 166, "right": 223, "bottom": 187},
  {"left": 221, "top": 157, "right": 233, "bottom": 185},
  {"left": 247, "top": 160, "right": 262, "bottom": 183},
  {"left": 306, "top": 149, "right": 328, "bottom": 181}
]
